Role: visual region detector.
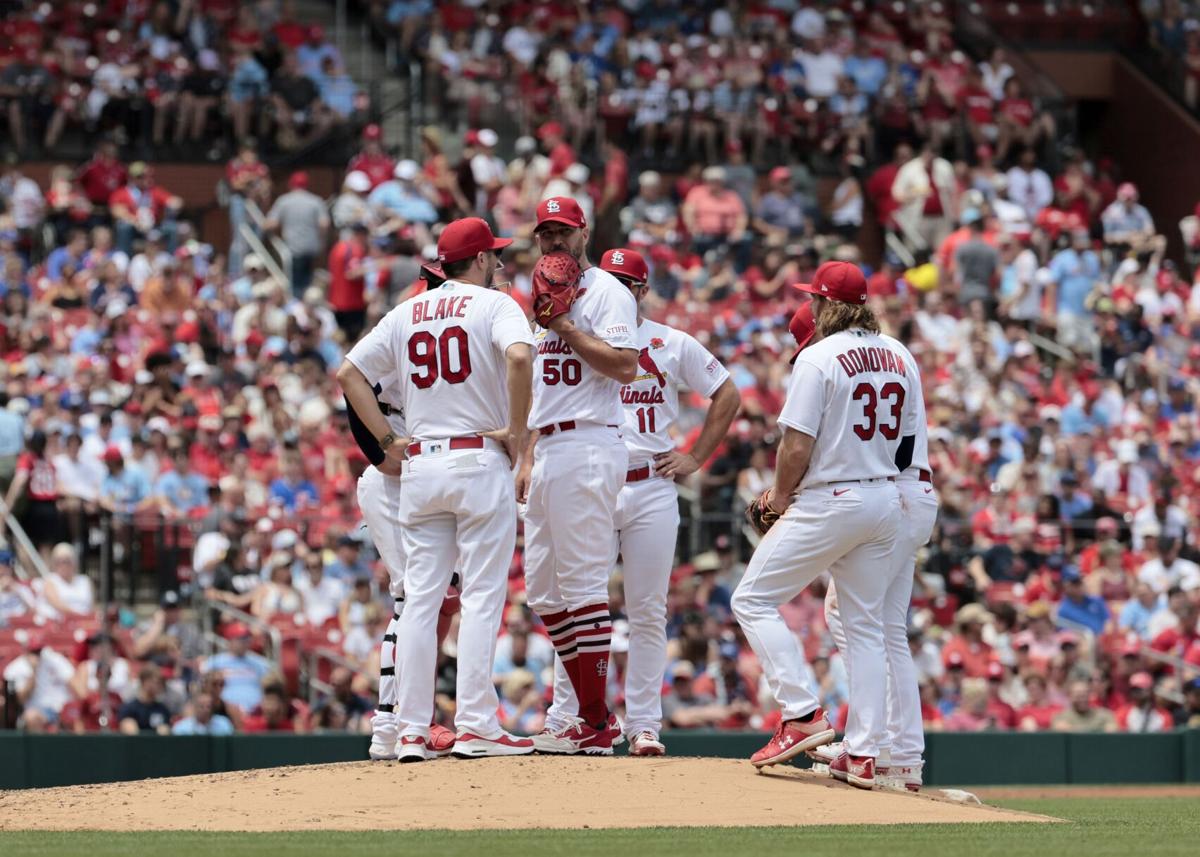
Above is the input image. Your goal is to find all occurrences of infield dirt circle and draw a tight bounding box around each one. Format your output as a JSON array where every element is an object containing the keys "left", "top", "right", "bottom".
[{"left": 0, "top": 757, "right": 1054, "bottom": 831}]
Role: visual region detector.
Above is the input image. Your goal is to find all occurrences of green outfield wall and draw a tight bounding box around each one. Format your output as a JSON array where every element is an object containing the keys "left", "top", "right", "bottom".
[{"left": 1, "top": 730, "right": 1197, "bottom": 790}]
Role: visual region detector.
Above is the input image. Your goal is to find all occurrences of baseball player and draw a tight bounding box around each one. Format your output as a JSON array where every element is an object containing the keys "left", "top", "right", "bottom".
[
  {"left": 354, "top": 263, "right": 459, "bottom": 762},
  {"left": 800, "top": 310, "right": 939, "bottom": 792},
  {"left": 732, "top": 261, "right": 917, "bottom": 789},
  {"left": 517, "top": 197, "right": 639, "bottom": 756},
  {"left": 542, "top": 248, "right": 741, "bottom": 756},
  {"left": 338, "top": 217, "right": 536, "bottom": 762}
]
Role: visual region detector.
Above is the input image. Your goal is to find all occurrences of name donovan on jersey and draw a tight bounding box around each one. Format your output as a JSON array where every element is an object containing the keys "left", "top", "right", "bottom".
[
  {"left": 412, "top": 295, "right": 473, "bottom": 323},
  {"left": 835, "top": 346, "right": 908, "bottom": 378}
]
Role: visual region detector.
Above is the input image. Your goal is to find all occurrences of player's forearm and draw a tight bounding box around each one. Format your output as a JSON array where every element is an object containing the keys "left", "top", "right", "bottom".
[
  {"left": 505, "top": 344, "right": 534, "bottom": 437},
  {"left": 773, "top": 428, "right": 814, "bottom": 500},
  {"left": 336, "top": 361, "right": 394, "bottom": 443},
  {"left": 690, "top": 380, "right": 741, "bottom": 464},
  {"left": 555, "top": 322, "right": 638, "bottom": 383}
]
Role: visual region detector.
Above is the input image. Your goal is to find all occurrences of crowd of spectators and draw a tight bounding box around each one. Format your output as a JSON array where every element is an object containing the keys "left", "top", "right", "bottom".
[
  {"left": 0, "top": 0, "right": 366, "bottom": 160},
  {"left": 2, "top": 2, "right": 1200, "bottom": 737}
]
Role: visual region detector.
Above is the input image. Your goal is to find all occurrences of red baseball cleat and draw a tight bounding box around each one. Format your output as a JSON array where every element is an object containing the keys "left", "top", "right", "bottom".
[
  {"left": 750, "top": 708, "right": 835, "bottom": 768},
  {"left": 532, "top": 717, "right": 614, "bottom": 756},
  {"left": 830, "top": 751, "right": 876, "bottom": 789},
  {"left": 428, "top": 723, "right": 457, "bottom": 757}
]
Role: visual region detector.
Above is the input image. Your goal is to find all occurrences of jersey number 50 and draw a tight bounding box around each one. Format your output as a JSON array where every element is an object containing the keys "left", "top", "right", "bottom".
[
  {"left": 851, "top": 381, "right": 905, "bottom": 441},
  {"left": 409, "top": 326, "right": 472, "bottom": 389},
  {"left": 542, "top": 358, "right": 582, "bottom": 386}
]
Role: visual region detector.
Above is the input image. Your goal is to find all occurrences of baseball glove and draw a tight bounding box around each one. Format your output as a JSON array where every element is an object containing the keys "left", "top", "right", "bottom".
[
  {"left": 745, "top": 490, "right": 783, "bottom": 536},
  {"left": 531, "top": 251, "right": 582, "bottom": 329}
]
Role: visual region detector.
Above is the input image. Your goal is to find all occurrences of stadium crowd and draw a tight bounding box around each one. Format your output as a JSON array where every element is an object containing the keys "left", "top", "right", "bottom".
[
  {"left": 2, "top": 1, "right": 1200, "bottom": 738},
  {"left": 0, "top": 0, "right": 366, "bottom": 159}
]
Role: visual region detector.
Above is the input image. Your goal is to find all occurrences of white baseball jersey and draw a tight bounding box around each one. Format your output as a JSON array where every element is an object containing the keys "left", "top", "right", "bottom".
[
  {"left": 619, "top": 319, "right": 730, "bottom": 461},
  {"left": 880, "top": 333, "right": 930, "bottom": 479},
  {"left": 529, "top": 266, "right": 638, "bottom": 430},
  {"left": 347, "top": 280, "right": 534, "bottom": 440},
  {"left": 779, "top": 328, "right": 917, "bottom": 489}
]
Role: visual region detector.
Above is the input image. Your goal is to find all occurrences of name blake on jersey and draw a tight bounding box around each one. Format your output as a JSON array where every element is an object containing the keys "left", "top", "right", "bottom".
[
  {"left": 412, "top": 294, "right": 474, "bottom": 324},
  {"left": 835, "top": 345, "right": 907, "bottom": 379}
]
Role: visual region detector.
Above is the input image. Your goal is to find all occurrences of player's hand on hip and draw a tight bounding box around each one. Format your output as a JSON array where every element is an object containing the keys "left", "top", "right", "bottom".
[
  {"left": 377, "top": 457, "right": 404, "bottom": 477},
  {"left": 765, "top": 487, "right": 791, "bottom": 515},
  {"left": 654, "top": 450, "right": 700, "bottom": 478},
  {"left": 481, "top": 426, "right": 527, "bottom": 468},
  {"left": 383, "top": 439, "right": 409, "bottom": 468},
  {"left": 515, "top": 463, "right": 533, "bottom": 504}
]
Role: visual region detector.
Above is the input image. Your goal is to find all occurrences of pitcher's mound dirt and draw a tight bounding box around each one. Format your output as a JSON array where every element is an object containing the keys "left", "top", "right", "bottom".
[{"left": 0, "top": 757, "right": 1054, "bottom": 831}]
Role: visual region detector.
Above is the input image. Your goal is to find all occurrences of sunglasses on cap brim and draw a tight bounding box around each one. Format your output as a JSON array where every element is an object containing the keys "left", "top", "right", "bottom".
[{"left": 613, "top": 274, "right": 646, "bottom": 289}]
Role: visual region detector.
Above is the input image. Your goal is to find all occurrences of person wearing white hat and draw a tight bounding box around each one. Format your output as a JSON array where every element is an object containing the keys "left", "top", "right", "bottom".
[
  {"left": 470, "top": 129, "right": 507, "bottom": 215},
  {"left": 1092, "top": 439, "right": 1152, "bottom": 511},
  {"left": 332, "top": 171, "right": 376, "bottom": 237}
]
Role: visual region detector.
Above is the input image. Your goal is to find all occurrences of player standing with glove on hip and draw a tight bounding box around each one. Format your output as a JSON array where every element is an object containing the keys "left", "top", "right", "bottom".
[
  {"left": 518, "top": 198, "right": 639, "bottom": 756},
  {"left": 732, "top": 261, "right": 917, "bottom": 790},
  {"left": 339, "top": 217, "right": 536, "bottom": 762},
  {"left": 541, "top": 248, "right": 740, "bottom": 756}
]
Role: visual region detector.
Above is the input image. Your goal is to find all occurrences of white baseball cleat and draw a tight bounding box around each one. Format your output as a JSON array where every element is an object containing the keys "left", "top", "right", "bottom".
[
  {"left": 876, "top": 763, "right": 923, "bottom": 793},
  {"left": 806, "top": 740, "right": 844, "bottom": 765},
  {"left": 397, "top": 735, "right": 431, "bottom": 763},
  {"left": 531, "top": 717, "right": 613, "bottom": 755},
  {"left": 629, "top": 731, "right": 666, "bottom": 756},
  {"left": 452, "top": 731, "right": 535, "bottom": 758}
]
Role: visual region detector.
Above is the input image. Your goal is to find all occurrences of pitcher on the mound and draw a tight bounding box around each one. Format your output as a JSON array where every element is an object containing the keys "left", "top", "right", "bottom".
[
  {"left": 541, "top": 248, "right": 740, "bottom": 756},
  {"left": 732, "top": 261, "right": 917, "bottom": 789},
  {"left": 517, "top": 197, "right": 639, "bottom": 756}
]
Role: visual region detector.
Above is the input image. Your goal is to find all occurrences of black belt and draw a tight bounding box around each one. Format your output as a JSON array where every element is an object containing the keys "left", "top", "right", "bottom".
[{"left": 379, "top": 401, "right": 396, "bottom": 417}]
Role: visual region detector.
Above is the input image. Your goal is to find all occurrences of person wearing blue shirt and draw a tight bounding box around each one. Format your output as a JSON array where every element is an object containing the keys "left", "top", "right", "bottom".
[
  {"left": 367, "top": 163, "right": 439, "bottom": 225},
  {"left": 201, "top": 626, "right": 272, "bottom": 712},
  {"left": 843, "top": 45, "right": 888, "bottom": 97},
  {"left": 316, "top": 57, "right": 358, "bottom": 118},
  {"left": 268, "top": 454, "right": 319, "bottom": 512},
  {"left": 45, "top": 230, "right": 89, "bottom": 283},
  {"left": 1056, "top": 567, "right": 1110, "bottom": 635},
  {"left": 1118, "top": 584, "right": 1166, "bottom": 640},
  {"left": 98, "top": 446, "right": 154, "bottom": 516},
  {"left": 297, "top": 26, "right": 343, "bottom": 82},
  {"left": 0, "top": 391, "right": 24, "bottom": 489},
  {"left": 171, "top": 690, "right": 236, "bottom": 735},
  {"left": 154, "top": 447, "right": 210, "bottom": 518}
]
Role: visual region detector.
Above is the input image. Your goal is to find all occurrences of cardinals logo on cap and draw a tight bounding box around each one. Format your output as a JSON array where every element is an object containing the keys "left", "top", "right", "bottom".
[
  {"left": 611, "top": 250, "right": 625, "bottom": 265},
  {"left": 546, "top": 199, "right": 561, "bottom": 213}
]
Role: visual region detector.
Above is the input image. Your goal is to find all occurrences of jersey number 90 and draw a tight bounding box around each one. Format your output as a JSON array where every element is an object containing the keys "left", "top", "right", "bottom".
[{"left": 409, "top": 326, "right": 472, "bottom": 389}]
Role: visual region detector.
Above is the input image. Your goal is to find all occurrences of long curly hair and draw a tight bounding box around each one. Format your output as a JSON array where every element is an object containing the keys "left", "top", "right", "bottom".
[{"left": 816, "top": 300, "right": 881, "bottom": 336}]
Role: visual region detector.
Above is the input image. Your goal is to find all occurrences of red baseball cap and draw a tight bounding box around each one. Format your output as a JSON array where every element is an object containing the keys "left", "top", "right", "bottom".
[
  {"left": 436, "top": 217, "right": 512, "bottom": 264},
  {"left": 362, "top": 123, "right": 381, "bottom": 141},
  {"left": 537, "top": 120, "right": 564, "bottom": 140},
  {"left": 769, "top": 166, "right": 791, "bottom": 183},
  {"left": 788, "top": 302, "right": 816, "bottom": 363},
  {"left": 600, "top": 248, "right": 648, "bottom": 284},
  {"left": 102, "top": 444, "right": 123, "bottom": 464},
  {"left": 793, "top": 260, "right": 868, "bottom": 305},
  {"left": 535, "top": 196, "right": 586, "bottom": 231},
  {"left": 288, "top": 170, "right": 309, "bottom": 190}
]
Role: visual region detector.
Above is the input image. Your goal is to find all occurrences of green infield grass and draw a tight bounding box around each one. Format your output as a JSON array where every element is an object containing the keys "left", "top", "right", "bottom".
[{"left": 1, "top": 796, "right": 1195, "bottom": 857}]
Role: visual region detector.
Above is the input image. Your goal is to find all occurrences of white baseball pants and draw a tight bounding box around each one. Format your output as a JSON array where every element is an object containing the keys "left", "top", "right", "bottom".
[
  {"left": 546, "top": 473, "right": 679, "bottom": 736},
  {"left": 357, "top": 465, "right": 406, "bottom": 731},
  {"left": 825, "top": 479, "right": 939, "bottom": 766},
  {"left": 732, "top": 479, "right": 900, "bottom": 757},
  {"left": 394, "top": 443, "right": 515, "bottom": 740},
  {"left": 524, "top": 426, "right": 627, "bottom": 613}
]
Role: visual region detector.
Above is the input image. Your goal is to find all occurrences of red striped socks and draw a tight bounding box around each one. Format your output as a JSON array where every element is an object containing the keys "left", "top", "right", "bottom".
[
  {"left": 541, "top": 609, "right": 583, "bottom": 697},
  {"left": 572, "top": 603, "right": 612, "bottom": 728}
]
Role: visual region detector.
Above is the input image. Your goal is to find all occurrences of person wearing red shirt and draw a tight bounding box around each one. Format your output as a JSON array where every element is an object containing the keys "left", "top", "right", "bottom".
[
  {"left": 241, "top": 686, "right": 299, "bottom": 733},
  {"left": 1015, "top": 673, "right": 1062, "bottom": 730},
  {"left": 867, "top": 256, "right": 904, "bottom": 298},
  {"left": 327, "top": 223, "right": 369, "bottom": 340},
  {"left": 77, "top": 139, "right": 128, "bottom": 207},
  {"left": 984, "top": 662, "right": 1018, "bottom": 728},
  {"left": 347, "top": 124, "right": 395, "bottom": 190},
  {"left": 940, "top": 604, "right": 996, "bottom": 678},
  {"left": 5, "top": 430, "right": 60, "bottom": 556},
  {"left": 109, "top": 162, "right": 182, "bottom": 254},
  {"left": 958, "top": 67, "right": 996, "bottom": 152},
  {"left": 866, "top": 142, "right": 911, "bottom": 232},
  {"left": 996, "top": 78, "right": 1053, "bottom": 164},
  {"left": 538, "top": 121, "right": 576, "bottom": 178}
]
